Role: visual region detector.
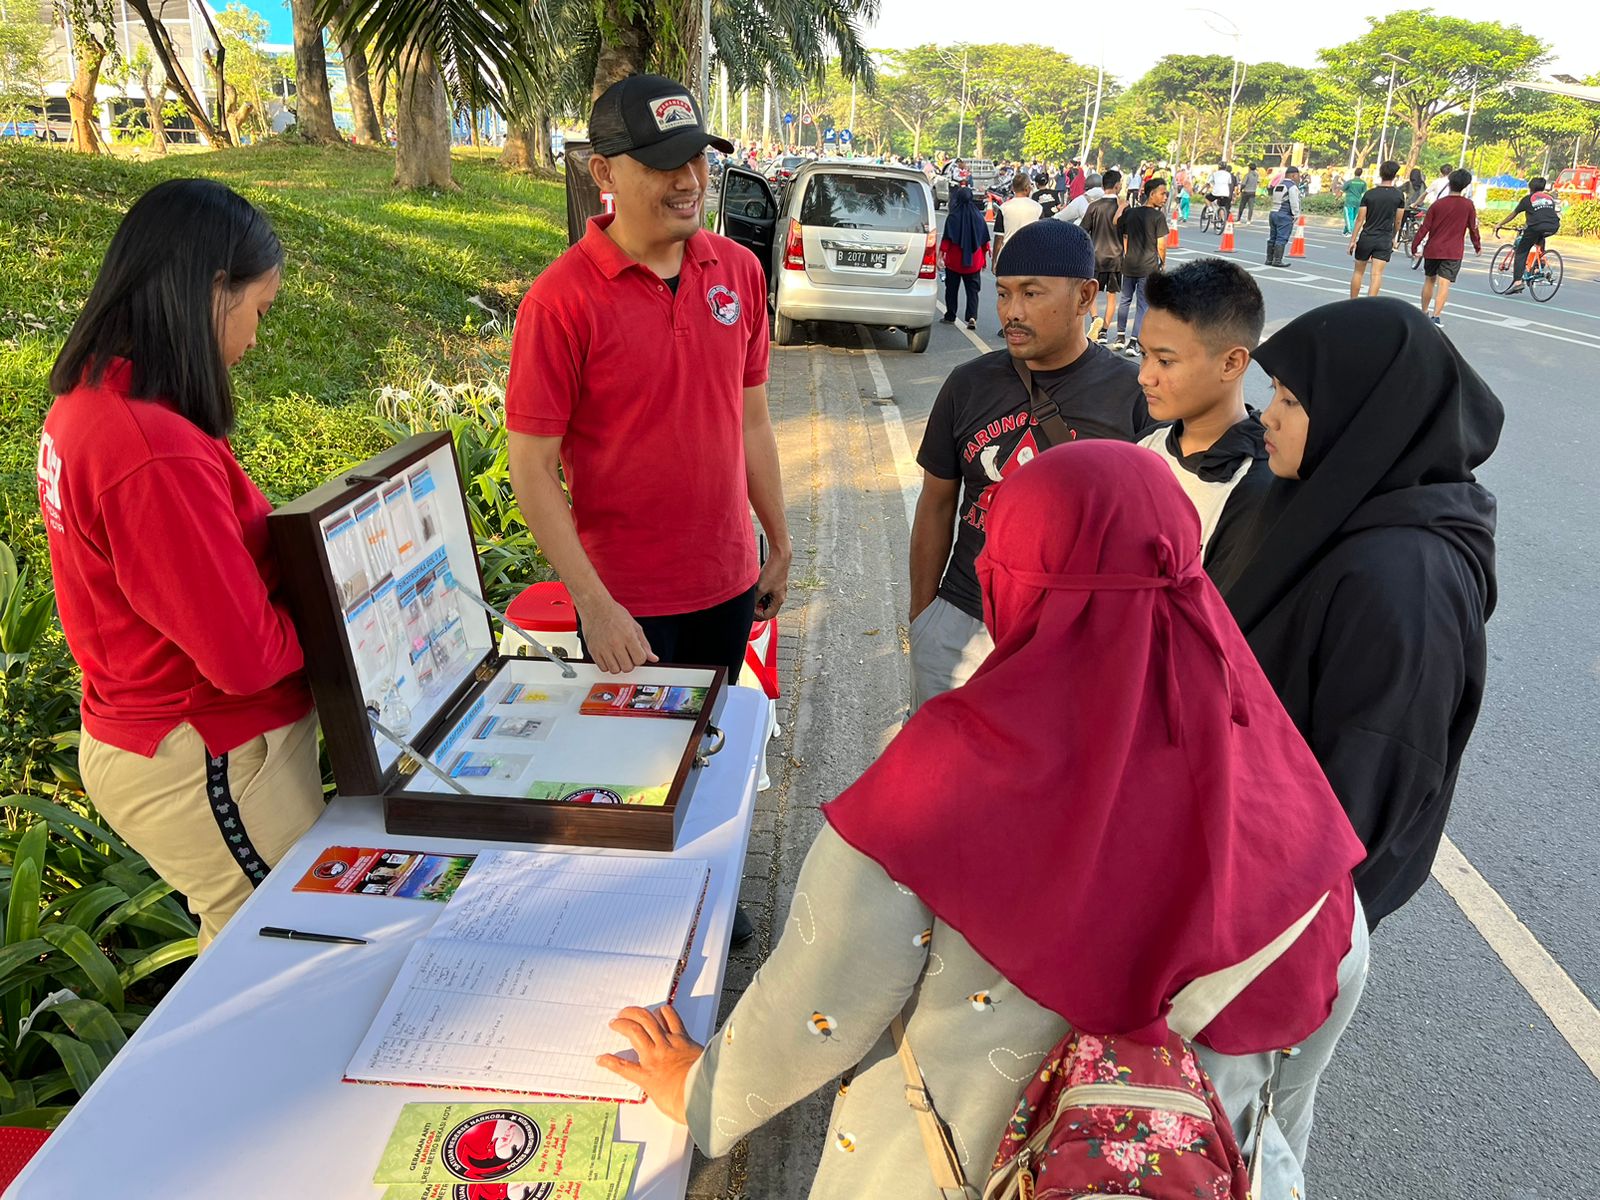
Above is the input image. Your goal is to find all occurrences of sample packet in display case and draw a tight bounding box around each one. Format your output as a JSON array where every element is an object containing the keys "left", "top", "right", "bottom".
[
  {"left": 373, "top": 1102, "right": 617, "bottom": 1187},
  {"left": 293, "top": 846, "right": 475, "bottom": 902},
  {"left": 579, "top": 684, "right": 708, "bottom": 720}
]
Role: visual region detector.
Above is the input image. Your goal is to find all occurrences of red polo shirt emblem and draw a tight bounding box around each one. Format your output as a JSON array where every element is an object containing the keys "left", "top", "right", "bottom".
[{"left": 707, "top": 284, "right": 741, "bottom": 325}]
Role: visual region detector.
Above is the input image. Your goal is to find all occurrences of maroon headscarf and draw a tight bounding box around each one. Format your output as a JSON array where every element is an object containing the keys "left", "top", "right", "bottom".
[{"left": 824, "top": 441, "right": 1365, "bottom": 1053}]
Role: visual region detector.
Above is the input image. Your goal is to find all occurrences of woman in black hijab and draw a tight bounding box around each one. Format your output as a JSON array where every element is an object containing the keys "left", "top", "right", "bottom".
[
  {"left": 938, "top": 184, "right": 990, "bottom": 328},
  {"left": 1210, "top": 297, "right": 1503, "bottom": 930}
]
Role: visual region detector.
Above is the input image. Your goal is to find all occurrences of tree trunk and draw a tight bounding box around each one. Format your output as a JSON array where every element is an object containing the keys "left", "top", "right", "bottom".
[
  {"left": 125, "top": 0, "right": 225, "bottom": 146},
  {"left": 500, "top": 122, "right": 535, "bottom": 171},
  {"left": 974, "top": 111, "right": 986, "bottom": 159},
  {"left": 533, "top": 111, "right": 553, "bottom": 168},
  {"left": 394, "top": 44, "right": 455, "bottom": 190},
  {"left": 468, "top": 112, "right": 481, "bottom": 147},
  {"left": 67, "top": 41, "right": 106, "bottom": 154},
  {"left": 138, "top": 67, "right": 168, "bottom": 154},
  {"left": 592, "top": 0, "right": 651, "bottom": 101},
  {"left": 290, "top": 0, "right": 338, "bottom": 142},
  {"left": 373, "top": 69, "right": 389, "bottom": 135},
  {"left": 338, "top": 27, "right": 382, "bottom": 146}
]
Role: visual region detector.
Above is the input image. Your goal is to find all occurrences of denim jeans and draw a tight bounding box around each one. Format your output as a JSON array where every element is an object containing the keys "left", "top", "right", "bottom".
[
  {"left": 1115, "top": 273, "right": 1150, "bottom": 338},
  {"left": 1269, "top": 208, "right": 1295, "bottom": 248}
]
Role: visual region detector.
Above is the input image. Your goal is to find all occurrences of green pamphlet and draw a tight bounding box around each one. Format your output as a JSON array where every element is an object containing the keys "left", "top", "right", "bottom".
[
  {"left": 380, "top": 1142, "right": 641, "bottom": 1199},
  {"left": 373, "top": 1102, "right": 617, "bottom": 1187}
]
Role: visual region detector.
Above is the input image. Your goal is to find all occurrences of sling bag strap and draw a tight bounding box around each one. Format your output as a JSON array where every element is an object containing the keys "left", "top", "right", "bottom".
[
  {"left": 889, "top": 1012, "right": 973, "bottom": 1198},
  {"left": 1010, "top": 355, "right": 1076, "bottom": 450},
  {"left": 890, "top": 891, "right": 1330, "bottom": 1198}
]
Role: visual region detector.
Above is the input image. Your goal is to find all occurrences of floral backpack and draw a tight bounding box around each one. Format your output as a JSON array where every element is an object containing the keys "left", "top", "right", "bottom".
[{"left": 890, "top": 899, "right": 1327, "bottom": 1200}]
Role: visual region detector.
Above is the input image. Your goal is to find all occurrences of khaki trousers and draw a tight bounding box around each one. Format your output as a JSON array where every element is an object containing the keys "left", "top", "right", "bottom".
[
  {"left": 79, "top": 712, "right": 326, "bottom": 949},
  {"left": 908, "top": 596, "right": 995, "bottom": 714}
]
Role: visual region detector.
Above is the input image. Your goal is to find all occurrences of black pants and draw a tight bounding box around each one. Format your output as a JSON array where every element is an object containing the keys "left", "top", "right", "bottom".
[
  {"left": 584, "top": 586, "right": 757, "bottom": 677},
  {"left": 1237, "top": 192, "right": 1256, "bottom": 222},
  {"left": 943, "top": 270, "right": 981, "bottom": 321},
  {"left": 1512, "top": 231, "right": 1546, "bottom": 282}
]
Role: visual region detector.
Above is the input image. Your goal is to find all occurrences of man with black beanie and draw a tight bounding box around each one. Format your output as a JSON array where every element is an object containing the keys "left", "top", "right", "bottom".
[{"left": 908, "top": 220, "right": 1149, "bottom": 709}]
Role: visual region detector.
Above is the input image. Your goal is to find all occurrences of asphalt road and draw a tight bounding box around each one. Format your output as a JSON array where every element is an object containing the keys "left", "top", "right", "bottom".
[{"left": 812, "top": 214, "right": 1600, "bottom": 1199}]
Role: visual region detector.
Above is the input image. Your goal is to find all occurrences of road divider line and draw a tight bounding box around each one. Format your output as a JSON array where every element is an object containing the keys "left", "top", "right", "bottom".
[
  {"left": 854, "top": 325, "right": 922, "bottom": 532},
  {"left": 1432, "top": 835, "right": 1600, "bottom": 1081}
]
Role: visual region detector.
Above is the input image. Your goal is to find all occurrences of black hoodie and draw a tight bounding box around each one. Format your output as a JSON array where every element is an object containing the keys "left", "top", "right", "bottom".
[{"left": 1211, "top": 299, "right": 1502, "bottom": 929}]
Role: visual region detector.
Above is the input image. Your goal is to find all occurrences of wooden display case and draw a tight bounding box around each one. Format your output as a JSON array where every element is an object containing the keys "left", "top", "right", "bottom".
[{"left": 268, "top": 432, "right": 727, "bottom": 851}]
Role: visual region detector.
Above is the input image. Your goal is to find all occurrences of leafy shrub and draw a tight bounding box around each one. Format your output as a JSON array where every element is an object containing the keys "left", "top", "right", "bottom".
[
  {"left": 1566, "top": 200, "right": 1600, "bottom": 238},
  {"left": 1303, "top": 192, "right": 1344, "bottom": 215},
  {"left": 374, "top": 371, "right": 553, "bottom": 611}
]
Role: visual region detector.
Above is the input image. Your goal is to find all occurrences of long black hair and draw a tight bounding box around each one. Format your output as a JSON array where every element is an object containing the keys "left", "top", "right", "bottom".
[{"left": 49, "top": 178, "right": 283, "bottom": 438}]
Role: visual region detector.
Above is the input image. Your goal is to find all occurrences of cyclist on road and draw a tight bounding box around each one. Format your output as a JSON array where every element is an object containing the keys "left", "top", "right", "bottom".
[
  {"left": 1208, "top": 162, "right": 1234, "bottom": 226},
  {"left": 1494, "top": 176, "right": 1562, "bottom": 295}
]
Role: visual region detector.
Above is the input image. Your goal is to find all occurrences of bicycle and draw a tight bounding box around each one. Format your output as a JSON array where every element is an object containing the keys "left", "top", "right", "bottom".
[
  {"left": 1397, "top": 206, "right": 1424, "bottom": 256},
  {"left": 1199, "top": 196, "right": 1221, "bottom": 234},
  {"left": 1488, "top": 229, "right": 1563, "bottom": 303}
]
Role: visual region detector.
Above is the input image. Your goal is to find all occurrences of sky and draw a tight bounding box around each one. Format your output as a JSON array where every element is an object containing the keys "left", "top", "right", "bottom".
[{"left": 255, "top": 0, "right": 1598, "bottom": 84}]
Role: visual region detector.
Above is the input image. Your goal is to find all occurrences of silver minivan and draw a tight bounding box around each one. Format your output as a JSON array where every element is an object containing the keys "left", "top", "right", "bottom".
[{"left": 717, "top": 160, "right": 939, "bottom": 353}]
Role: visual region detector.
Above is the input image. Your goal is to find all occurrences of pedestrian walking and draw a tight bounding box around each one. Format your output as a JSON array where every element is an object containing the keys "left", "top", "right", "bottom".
[
  {"left": 1236, "top": 163, "right": 1261, "bottom": 223},
  {"left": 40, "top": 180, "right": 325, "bottom": 950},
  {"left": 992, "top": 172, "right": 1043, "bottom": 263},
  {"left": 907, "top": 220, "right": 1146, "bottom": 707},
  {"left": 1210, "top": 298, "right": 1503, "bottom": 930},
  {"left": 1135, "top": 258, "right": 1273, "bottom": 561},
  {"left": 1264, "top": 165, "right": 1302, "bottom": 267},
  {"left": 1080, "top": 169, "right": 1126, "bottom": 342},
  {"left": 1065, "top": 157, "right": 1086, "bottom": 200},
  {"left": 1340, "top": 167, "right": 1367, "bottom": 235},
  {"left": 601, "top": 438, "right": 1369, "bottom": 1200},
  {"left": 1412, "top": 168, "right": 1481, "bottom": 327},
  {"left": 1055, "top": 171, "right": 1103, "bottom": 224},
  {"left": 1177, "top": 179, "right": 1192, "bottom": 223},
  {"left": 1346, "top": 160, "right": 1406, "bottom": 296},
  {"left": 505, "top": 76, "right": 792, "bottom": 945},
  {"left": 1113, "top": 176, "right": 1169, "bottom": 356},
  {"left": 939, "top": 184, "right": 990, "bottom": 330}
]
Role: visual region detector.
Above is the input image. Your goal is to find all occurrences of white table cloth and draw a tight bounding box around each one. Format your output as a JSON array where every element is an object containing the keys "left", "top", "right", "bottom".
[{"left": 8, "top": 687, "right": 767, "bottom": 1200}]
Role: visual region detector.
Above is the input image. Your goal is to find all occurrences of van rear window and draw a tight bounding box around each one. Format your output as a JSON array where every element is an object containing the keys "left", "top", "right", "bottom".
[{"left": 800, "top": 175, "right": 930, "bottom": 232}]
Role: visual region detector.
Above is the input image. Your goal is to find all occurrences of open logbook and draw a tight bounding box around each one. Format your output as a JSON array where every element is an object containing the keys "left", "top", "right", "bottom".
[{"left": 345, "top": 849, "right": 710, "bottom": 1102}]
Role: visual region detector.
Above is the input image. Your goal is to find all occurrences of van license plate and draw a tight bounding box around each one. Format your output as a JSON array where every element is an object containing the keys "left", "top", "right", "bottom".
[{"left": 838, "top": 249, "right": 888, "bottom": 269}]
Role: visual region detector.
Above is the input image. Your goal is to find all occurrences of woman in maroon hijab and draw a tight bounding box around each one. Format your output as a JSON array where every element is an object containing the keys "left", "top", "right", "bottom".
[{"left": 599, "top": 441, "right": 1367, "bottom": 1200}]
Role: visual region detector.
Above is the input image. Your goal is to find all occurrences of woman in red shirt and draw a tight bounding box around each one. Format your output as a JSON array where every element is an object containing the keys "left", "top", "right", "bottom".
[
  {"left": 938, "top": 185, "right": 990, "bottom": 330},
  {"left": 39, "top": 179, "right": 323, "bottom": 949}
]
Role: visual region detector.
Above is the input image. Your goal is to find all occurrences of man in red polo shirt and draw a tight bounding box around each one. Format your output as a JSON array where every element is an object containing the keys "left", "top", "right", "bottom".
[{"left": 506, "top": 75, "right": 792, "bottom": 680}]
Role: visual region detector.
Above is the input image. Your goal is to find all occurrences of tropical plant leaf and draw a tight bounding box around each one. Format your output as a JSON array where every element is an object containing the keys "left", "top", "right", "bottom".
[
  {"left": 0, "top": 937, "right": 53, "bottom": 982},
  {"left": 0, "top": 1104, "right": 71, "bottom": 1129},
  {"left": 5, "top": 822, "right": 47, "bottom": 946},
  {"left": 63, "top": 884, "right": 130, "bottom": 932},
  {"left": 117, "top": 937, "right": 197, "bottom": 989},
  {"left": 49, "top": 997, "right": 127, "bottom": 1062},
  {"left": 38, "top": 925, "right": 123, "bottom": 1010},
  {"left": 34, "top": 1031, "right": 103, "bottom": 1096},
  {"left": 92, "top": 878, "right": 176, "bottom": 939},
  {"left": 4, "top": 796, "right": 137, "bottom": 860}
]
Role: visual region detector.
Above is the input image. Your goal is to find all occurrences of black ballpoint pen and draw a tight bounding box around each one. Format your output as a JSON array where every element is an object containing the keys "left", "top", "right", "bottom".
[{"left": 259, "top": 926, "right": 368, "bottom": 945}]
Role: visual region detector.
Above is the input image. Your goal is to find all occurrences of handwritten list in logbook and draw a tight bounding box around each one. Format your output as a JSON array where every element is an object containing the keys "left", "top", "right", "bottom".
[{"left": 344, "top": 850, "right": 710, "bottom": 1101}]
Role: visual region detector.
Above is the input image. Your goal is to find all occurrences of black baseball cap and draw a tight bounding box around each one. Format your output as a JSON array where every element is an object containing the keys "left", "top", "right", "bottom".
[{"left": 588, "top": 74, "right": 734, "bottom": 170}]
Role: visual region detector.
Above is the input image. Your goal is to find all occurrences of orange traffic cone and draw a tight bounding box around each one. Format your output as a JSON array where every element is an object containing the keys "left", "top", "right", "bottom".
[
  {"left": 1218, "top": 214, "right": 1236, "bottom": 253},
  {"left": 1166, "top": 207, "right": 1181, "bottom": 248},
  {"left": 1289, "top": 214, "right": 1307, "bottom": 258}
]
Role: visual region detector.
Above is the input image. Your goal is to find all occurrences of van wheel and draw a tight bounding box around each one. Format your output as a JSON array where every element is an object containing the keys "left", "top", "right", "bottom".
[
  {"left": 774, "top": 311, "right": 800, "bottom": 346},
  {"left": 908, "top": 325, "right": 931, "bottom": 353}
]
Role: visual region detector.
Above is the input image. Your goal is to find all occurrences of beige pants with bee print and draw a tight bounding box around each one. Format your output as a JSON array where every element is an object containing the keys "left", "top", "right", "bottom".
[{"left": 79, "top": 712, "right": 325, "bottom": 950}]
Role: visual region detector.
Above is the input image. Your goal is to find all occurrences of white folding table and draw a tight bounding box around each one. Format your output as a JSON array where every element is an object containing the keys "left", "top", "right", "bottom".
[{"left": 7, "top": 687, "right": 766, "bottom": 1200}]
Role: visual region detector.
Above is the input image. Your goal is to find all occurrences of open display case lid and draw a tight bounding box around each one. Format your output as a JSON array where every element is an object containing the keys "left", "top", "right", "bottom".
[{"left": 269, "top": 432, "right": 500, "bottom": 796}]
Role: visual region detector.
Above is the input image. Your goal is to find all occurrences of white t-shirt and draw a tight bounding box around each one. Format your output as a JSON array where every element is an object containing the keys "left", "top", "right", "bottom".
[
  {"left": 1209, "top": 170, "right": 1232, "bottom": 197},
  {"left": 1424, "top": 175, "right": 1451, "bottom": 205},
  {"left": 1137, "top": 428, "right": 1253, "bottom": 553},
  {"left": 1057, "top": 187, "right": 1104, "bottom": 225},
  {"left": 996, "top": 196, "right": 1043, "bottom": 237}
]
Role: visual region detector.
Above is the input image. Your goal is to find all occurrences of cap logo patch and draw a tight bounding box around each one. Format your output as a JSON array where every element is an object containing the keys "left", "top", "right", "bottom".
[
  {"left": 652, "top": 95, "right": 697, "bottom": 132},
  {"left": 707, "top": 284, "right": 741, "bottom": 325}
]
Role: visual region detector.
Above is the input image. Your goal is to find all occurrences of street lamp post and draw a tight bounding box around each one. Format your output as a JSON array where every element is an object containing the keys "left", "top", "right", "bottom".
[
  {"left": 1189, "top": 9, "right": 1243, "bottom": 163},
  {"left": 1377, "top": 52, "right": 1409, "bottom": 165},
  {"left": 1459, "top": 74, "right": 1479, "bottom": 169},
  {"left": 1348, "top": 95, "right": 1363, "bottom": 171}
]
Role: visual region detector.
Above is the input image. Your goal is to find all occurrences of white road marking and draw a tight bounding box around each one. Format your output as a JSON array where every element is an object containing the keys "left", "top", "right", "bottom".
[
  {"left": 935, "top": 298, "right": 993, "bottom": 353},
  {"left": 853, "top": 326, "right": 922, "bottom": 531},
  {"left": 1432, "top": 836, "right": 1600, "bottom": 1081}
]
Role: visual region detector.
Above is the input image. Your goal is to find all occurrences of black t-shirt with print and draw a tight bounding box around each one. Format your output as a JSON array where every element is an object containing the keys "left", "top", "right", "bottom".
[
  {"left": 917, "top": 345, "right": 1149, "bottom": 618},
  {"left": 1116, "top": 205, "right": 1169, "bottom": 277},
  {"left": 1358, "top": 185, "right": 1407, "bottom": 238}
]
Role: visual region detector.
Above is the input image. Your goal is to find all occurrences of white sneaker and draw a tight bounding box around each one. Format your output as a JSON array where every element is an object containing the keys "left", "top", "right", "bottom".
[
  {"left": 1087, "top": 316, "right": 1105, "bottom": 342},
  {"left": 1123, "top": 338, "right": 1142, "bottom": 359}
]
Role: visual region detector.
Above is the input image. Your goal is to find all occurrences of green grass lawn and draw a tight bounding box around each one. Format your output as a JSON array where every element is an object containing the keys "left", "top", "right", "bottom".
[{"left": 0, "top": 141, "right": 569, "bottom": 570}]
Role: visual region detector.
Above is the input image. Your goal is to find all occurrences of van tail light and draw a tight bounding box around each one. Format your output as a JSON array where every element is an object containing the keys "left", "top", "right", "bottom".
[
  {"left": 919, "top": 230, "right": 938, "bottom": 279},
  {"left": 783, "top": 219, "right": 806, "bottom": 270}
]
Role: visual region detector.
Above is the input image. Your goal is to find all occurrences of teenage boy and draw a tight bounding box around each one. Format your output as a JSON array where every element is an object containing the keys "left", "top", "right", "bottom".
[
  {"left": 1495, "top": 176, "right": 1563, "bottom": 294},
  {"left": 1412, "top": 168, "right": 1481, "bottom": 327},
  {"left": 1423, "top": 162, "right": 1452, "bottom": 207},
  {"left": 1208, "top": 162, "right": 1234, "bottom": 224},
  {"left": 1135, "top": 259, "right": 1272, "bottom": 571},
  {"left": 909, "top": 220, "right": 1147, "bottom": 709},
  {"left": 1080, "top": 169, "right": 1125, "bottom": 342},
  {"left": 1347, "top": 160, "right": 1406, "bottom": 298},
  {"left": 1113, "top": 176, "right": 1169, "bottom": 357}
]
